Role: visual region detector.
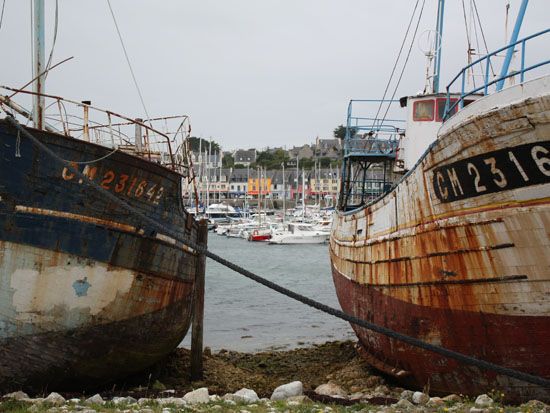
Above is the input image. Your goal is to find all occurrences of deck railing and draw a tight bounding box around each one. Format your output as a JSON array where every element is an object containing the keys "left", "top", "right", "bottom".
[
  {"left": 443, "top": 28, "right": 550, "bottom": 120},
  {"left": 0, "top": 86, "right": 192, "bottom": 175},
  {"left": 344, "top": 99, "right": 404, "bottom": 158}
]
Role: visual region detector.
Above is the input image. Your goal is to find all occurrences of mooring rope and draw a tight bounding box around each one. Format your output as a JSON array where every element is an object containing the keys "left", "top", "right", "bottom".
[{"left": 4, "top": 114, "right": 550, "bottom": 389}]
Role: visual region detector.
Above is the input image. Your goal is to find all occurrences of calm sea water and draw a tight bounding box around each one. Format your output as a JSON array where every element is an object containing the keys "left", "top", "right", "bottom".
[{"left": 181, "top": 234, "right": 355, "bottom": 352}]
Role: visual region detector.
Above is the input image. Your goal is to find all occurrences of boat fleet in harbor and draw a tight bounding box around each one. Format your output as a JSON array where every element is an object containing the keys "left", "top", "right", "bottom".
[{"left": 205, "top": 203, "right": 333, "bottom": 244}]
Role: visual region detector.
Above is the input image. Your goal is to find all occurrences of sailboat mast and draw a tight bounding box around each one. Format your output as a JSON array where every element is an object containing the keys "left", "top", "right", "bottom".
[
  {"left": 32, "top": 0, "right": 46, "bottom": 129},
  {"left": 432, "top": 0, "right": 445, "bottom": 93}
]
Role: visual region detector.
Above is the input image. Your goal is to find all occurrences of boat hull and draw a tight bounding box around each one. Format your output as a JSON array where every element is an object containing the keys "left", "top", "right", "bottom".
[
  {"left": 269, "top": 234, "right": 328, "bottom": 244},
  {"left": 330, "top": 77, "right": 550, "bottom": 401},
  {"left": 0, "top": 120, "right": 202, "bottom": 391}
]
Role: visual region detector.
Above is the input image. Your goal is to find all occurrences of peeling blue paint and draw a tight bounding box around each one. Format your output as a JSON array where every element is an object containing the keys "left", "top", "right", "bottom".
[{"left": 72, "top": 277, "right": 90, "bottom": 297}]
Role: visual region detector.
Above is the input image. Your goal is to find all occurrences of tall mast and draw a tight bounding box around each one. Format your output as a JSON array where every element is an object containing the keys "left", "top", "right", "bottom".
[
  {"left": 432, "top": 0, "right": 445, "bottom": 93},
  {"left": 496, "top": 0, "right": 529, "bottom": 91},
  {"left": 32, "top": 0, "right": 46, "bottom": 129},
  {"left": 282, "top": 162, "right": 286, "bottom": 224}
]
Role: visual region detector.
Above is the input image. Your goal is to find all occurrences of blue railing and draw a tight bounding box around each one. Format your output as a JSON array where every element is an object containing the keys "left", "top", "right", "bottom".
[
  {"left": 344, "top": 99, "right": 404, "bottom": 157},
  {"left": 443, "top": 28, "right": 550, "bottom": 120}
]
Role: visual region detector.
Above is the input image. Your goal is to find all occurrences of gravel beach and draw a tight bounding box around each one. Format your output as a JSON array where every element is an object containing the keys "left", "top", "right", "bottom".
[{"left": 2, "top": 341, "right": 548, "bottom": 413}]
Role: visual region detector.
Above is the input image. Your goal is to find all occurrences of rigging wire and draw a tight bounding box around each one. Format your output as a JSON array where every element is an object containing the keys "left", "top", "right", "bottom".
[
  {"left": 372, "top": 0, "right": 421, "bottom": 130},
  {"left": 379, "top": 0, "right": 426, "bottom": 127},
  {"left": 0, "top": 0, "right": 6, "bottom": 33},
  {"left": 105, "top": 0, "right": 152, "bottom": 125},
  {"left": 461, "top": 0, "right": 476, "bottom": 89},
  {"left": 44, "top": 0, "right": 59, "bottom": 81},
  {"left": 472, "top": 0, "right": 496, "bottom": 77}
]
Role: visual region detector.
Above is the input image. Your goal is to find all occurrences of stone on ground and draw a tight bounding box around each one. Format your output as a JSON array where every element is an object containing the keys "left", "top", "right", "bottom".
[
  {"left": 400, "top": 390, "right": 414, "bottom": 401},
  {"left": 112, "top": 396, "right": 137, "bottom": 405},
  {"left": 158, "top": 397, "right": 186, "bottom": 406},
  {"left": 85, "top": 394, "right": 105, "bottom": 405},
  {"left": 3, "top": 391, "right": 29, "bottom": 400},
  {"left": 394, "top": 398, "right": 414, "bottom": 408},
  {"left": 44, "top": 392, "right": 66, "bottom": 406},
  {"left": 475, "top": 394, "right": 494, "bottom": 408},
  {"left": 233, "top": 388, "right": 260, "bottom": 403},
  {"left": 183, "top": 387, "right": 209, "bottom": 404},
  {"left": 314, "top": 382, "right": 347, "bottom": 398},
  {"left": 412, "top": 391, "right": 430, "bottom": 405},
  {"left": 443, "top": 394, "right": 463, "bottom": 403},
  {"left": 271, "top": 380, "right": 303, "bottom": 400},
  {"left": 427, "top": 396, "right": 445, "bottom": 406}
]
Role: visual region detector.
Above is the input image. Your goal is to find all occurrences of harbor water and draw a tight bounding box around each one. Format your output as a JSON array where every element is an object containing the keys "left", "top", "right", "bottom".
[{"left": 181, "top": 233, "right": 355, "bottom": 352}]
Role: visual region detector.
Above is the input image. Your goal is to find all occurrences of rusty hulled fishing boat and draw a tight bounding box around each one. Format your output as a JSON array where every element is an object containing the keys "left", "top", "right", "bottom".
[
  {"left": 0, "top": 2, "right": 203, "bottom": 391},
  {"left": 0, "top": 93, "right": 202, "bottom": 391},
  {"left": 330, "top": 4, "right": 550, "bottom": 402}
]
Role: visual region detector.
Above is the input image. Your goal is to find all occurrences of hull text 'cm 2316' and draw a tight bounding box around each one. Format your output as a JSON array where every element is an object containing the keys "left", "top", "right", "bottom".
[{"left": 330, "top": 3, "right": 550, "bottom": 403}]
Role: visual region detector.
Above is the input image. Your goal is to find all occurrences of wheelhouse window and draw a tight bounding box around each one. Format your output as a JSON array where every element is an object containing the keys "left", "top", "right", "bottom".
[
  {"left": 436, "top": 98, "right": 458, "bottom": 121},
  {"left": 413, "top": 99, "right": 435, "bottom": 121}
]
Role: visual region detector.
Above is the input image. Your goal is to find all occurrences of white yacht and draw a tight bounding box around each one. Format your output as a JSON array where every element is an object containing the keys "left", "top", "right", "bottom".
[{"left": 269, "top": 223, "right": 329, "bottom": 244}]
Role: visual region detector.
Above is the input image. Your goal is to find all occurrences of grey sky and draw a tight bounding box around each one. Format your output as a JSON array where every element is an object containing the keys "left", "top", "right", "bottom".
[{"left": 1, "top": 1, "right": 548, "bottom": 150}]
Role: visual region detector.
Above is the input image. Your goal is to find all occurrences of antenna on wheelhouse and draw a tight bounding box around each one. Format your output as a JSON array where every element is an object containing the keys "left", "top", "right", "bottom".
[
  {"left": 432, "top": 0, "right": 445, "bottom": 93},
  {"left": 32, "top": 0, "right": 45, "bottom": 130}
]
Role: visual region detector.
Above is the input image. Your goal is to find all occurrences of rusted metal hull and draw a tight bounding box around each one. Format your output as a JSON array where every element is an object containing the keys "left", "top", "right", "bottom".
[
  {"left": 330, "top": 78, "right": 550, "bottom": 401},
  {"left": 0, "top": 120, "right": 203, "bottom": 391}
]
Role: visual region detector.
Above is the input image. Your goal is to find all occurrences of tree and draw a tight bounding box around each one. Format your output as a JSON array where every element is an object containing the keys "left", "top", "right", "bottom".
[
  {"left": 319, "top": 157, "right": 332, "bottom": 168},
  {"left": 186, "top": 137, "right": 220, "bottom": 153},
  {"left": 222, "top": 153, "right": 234, "bottom": 168},
  {"left": 333, "top": 125, "right": 356, "bottom": 140}
]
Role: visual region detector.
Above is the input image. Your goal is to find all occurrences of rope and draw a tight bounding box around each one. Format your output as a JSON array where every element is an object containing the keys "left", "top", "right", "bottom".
[
  {"left": 3, "top": 114, "right": 550, "bottom": 389},
  {"left": 105, "top": 0, "right": 152, "bottom": 125}
]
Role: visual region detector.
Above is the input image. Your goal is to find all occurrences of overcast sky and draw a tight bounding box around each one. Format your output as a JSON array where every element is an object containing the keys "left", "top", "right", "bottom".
[{"left": 1, "top": 1, "right": 548, "bottom": 150}]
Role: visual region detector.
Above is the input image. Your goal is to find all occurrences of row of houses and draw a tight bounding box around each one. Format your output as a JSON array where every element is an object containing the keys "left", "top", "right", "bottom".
[
  {"left": 183, "top": 168, "right": 341, "bottom": 200},
  {"left": 191, "top": 138, "right": 343, "bottom": 169},
  {"left": 182, "top": 165, "right": 390, "bottom": 201}
]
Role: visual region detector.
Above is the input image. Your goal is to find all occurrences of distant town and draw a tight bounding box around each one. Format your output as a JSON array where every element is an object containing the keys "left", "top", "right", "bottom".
[{"left": 183, "top": 126, "right": 387, "bottom": 205}]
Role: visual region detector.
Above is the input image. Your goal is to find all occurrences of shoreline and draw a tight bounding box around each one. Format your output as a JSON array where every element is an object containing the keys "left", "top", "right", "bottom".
[{"left": 2, "top": 340, "right": 548, "bottom": 412}]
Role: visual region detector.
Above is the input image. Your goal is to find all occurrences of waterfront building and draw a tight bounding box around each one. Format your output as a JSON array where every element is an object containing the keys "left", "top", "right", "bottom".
[{"left": 234, "top": 149, "right": 257, "bottom": 167}]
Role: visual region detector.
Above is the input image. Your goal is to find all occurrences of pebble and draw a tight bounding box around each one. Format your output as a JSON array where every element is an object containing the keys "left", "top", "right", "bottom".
[
  {"left": 183, "top": 387, "right": 209, "bottom": 404},
  {"left": 157, "top": 397, "right": 186, "bottom": 406},
  {"left": 44, "top": 392, "right": 66, "bottom": 406},
  {"left": 112, "top": 396, "right": 137, "bottom": 405},
  {"left": 315, "top": 382, "right": 348, "bottom": 398},
  {"left": 427, "top": 396, "right": 445, "bottom": 407},
  {"left": 474, "top": 394, "right": 494, "bottom": 408},
  {"left": 271, "top": 380, "right": 303, "bottom": 400},
  {"left": 85, "top": 394, "right": 105, "bottom": 405},
  {"left": 3, "top": 391, "right": 29, "bottom": 400},
  {"left": 412, "top": 391, "right": 430, "bottom": 405},
  {"left": 233, "top": 388, "right": 260, "bottom": 403},
  {"left": 443, "top": 394, "right": 463, "bottom": 403},
  {"left": 393, "top": 398, "right": 414, "bottom": 408},
  {"left": 400, "top": 390, "right": 414, "bottom": 401}
]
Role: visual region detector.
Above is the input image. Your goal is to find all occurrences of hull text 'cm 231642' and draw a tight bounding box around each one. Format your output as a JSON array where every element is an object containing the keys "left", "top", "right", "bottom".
[
  {"left": 330, "top": 2, "right": 550, "bottom": 403},
  {"left": 0, "top": 2, "right": 204, "bottom": 392}
]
